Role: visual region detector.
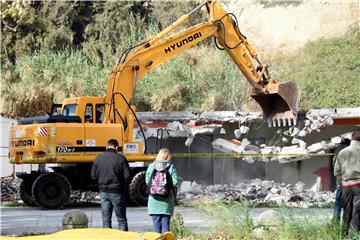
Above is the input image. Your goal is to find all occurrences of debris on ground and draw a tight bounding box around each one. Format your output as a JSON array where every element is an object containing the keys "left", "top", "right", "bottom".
[
  {"left": 1, "top": 177, "right": 20, "bottom": 202},
  {"left": 69, "top": 190, "right": 100, "bottom": 205},
  {"left": 2, "top": 177, "right": 334, "bottom": 208},
  {"left": 0, "top": 177, "right": 100, "bottom": 205},
  {"left": 177, "top": 179, "right": 335, "bottom": 208}
]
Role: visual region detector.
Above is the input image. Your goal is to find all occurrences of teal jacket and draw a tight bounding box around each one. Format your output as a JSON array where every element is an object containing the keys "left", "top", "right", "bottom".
[{"left": 145, "top": 160, "right": 179, "bottom": 215}]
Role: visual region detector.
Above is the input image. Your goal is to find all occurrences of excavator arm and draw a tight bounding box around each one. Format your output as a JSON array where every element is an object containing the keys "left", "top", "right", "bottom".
[{"left": 104, "top": 0, "right": 299, "bottom": 128}]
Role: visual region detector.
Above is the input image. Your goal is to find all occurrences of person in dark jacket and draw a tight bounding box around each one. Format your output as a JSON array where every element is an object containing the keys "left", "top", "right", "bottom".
[{"left": 91, "top": 139, "right": 131, "bottom": 231}]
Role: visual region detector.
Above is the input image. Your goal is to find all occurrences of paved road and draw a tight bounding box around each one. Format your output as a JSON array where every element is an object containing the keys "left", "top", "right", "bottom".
[
  {"left": 0, "top": 205, "right": 333, "bottom": 236},
  {"left": 0, "top": 206, "right": 211, "bottom": 235}
]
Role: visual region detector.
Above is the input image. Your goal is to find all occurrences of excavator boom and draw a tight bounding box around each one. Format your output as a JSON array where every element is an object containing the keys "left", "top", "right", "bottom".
[
  {"left": 207, "top": 0, "right": 299, "bottom": 126},
  {"left": 104, "top": 0, "right": 300, "bottom": 127}
]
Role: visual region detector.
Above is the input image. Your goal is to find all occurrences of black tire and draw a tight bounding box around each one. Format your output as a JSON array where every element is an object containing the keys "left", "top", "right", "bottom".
[
  {"left": 32, "top": 172, "right": 71, "bottom": 209},
  {"left": 19, "top": 180, "right": 36, "bottom": 206},
  {"left": 129, "top": 171, "right": 148, "bottom": 206}
]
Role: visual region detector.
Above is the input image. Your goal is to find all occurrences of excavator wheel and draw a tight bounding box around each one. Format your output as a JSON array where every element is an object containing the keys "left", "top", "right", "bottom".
[
  {"left": 129, "top": 171, "right": 148, "bottom": 206},
  {"left": 32, "top": 172, "right": 71, "bottom": 209},
  {"left": 19, "top": 180, "right": 36, "bottom": 206}
]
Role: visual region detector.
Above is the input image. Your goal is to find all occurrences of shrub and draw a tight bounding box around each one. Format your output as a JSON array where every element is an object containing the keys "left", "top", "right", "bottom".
[{"left": 0, "top": 49, "right": 107, "bottom": 117}]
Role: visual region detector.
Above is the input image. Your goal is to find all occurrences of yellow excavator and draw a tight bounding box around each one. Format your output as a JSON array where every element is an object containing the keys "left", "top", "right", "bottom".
[{"left": 8, "top": 0, "right": 299, "bottom": 209}]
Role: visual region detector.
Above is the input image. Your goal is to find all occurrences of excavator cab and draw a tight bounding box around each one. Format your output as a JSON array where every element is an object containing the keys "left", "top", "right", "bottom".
[{"left": 251, "top": 81, "right": 300, "bottom": 127}]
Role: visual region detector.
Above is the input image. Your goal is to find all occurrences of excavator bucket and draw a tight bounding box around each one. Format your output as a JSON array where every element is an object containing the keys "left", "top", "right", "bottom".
[{"left": 251, "top": 81, "right": 300, "bottom": 127}]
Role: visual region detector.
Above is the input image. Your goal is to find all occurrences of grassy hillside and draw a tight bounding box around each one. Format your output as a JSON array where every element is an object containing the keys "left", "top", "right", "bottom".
[{"left": 271, "top": 27, "right": 360, "bottom": 110}]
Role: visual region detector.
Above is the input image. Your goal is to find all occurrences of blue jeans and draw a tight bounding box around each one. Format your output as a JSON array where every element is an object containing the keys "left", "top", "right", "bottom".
[
  {"left": 151, "top": 215, "right": 171, "bottom": 233},
  {"left": 100, "top": 192, "right": 128, "bottom": 231},
  {"left": 334, "top": 184, "right": 342, "bottom": 220}
]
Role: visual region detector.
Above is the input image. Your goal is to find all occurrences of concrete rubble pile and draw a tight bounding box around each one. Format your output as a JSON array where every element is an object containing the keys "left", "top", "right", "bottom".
[
  {"left": 69, "top": 190, "right": 100, "bottom": 204},
  {"left": 1, "top": 178, "right": 334, "bottom": 208},
  {"left": 1, "top": 177, "right": 20, "bottom": 202},
  {"left": 177, "top": 179, "right": 335, "bottom": 208}
]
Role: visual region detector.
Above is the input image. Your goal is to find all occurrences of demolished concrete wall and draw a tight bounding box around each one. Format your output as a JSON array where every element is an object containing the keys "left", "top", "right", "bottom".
[{"left": 135, "top": 108, "right": 360, "bottom": 191}]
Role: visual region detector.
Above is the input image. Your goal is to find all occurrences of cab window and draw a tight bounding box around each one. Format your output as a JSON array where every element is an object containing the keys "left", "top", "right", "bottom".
[
  {"left": 84, "top": 104, "right": 93, "bottom": 123},
  {"left": 96, "top": 104, "right": 105, "bottom": 123},
  {"left": 51, "top": 104, "right": 62, "bottom": 115},
  {"left": 62, "top": 104, "right": 77, "bottom": 116}
]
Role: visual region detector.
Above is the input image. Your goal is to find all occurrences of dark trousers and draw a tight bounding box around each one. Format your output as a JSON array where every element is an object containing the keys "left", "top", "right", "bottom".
[
  {"left": 334, "top": 184, "right": 342, "bottom": 220},
  {"left": 100, "top": 192, "right": 128, "bottom": 231},
  {"left": 151, "top": 215, "right": 171, "bottom": 233},
  {"left": 342, "top": 185, "right": 360, "bottom": 233}
]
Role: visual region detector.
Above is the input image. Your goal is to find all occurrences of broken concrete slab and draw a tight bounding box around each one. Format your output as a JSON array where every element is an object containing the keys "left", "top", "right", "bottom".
[
  {"left": 294, "top": 182, "right": 305, "bottom": 192},
  {"left": 212, "top": 138, "right": 261, "bottom": 164},
  {"left": 240, "top": 126, "right": 250, "bottom": 134},
  {"left": 331, "top": 136, "right": 342, "bottom": 144},
  {"left": 291, "top": 138, "right": 306, "bottom": 149},
  {"left": 184, "top": 135, "right": 194, "bottom": 147},
  {"left": 167, "top": 121, "right": 182, "bottom": 131},
  {"left": 234, "top": 126, "right": 250, "bottom": 139},
  {"left": 212, "top": 138, "right": 246, "bottom": 153},
  {"left": 264, "top": 193, "right": 290, "bottom": 204},
  {"left": 179, "top": 181, "right": 192, "bottom": 193},
  {"left": 307, "top": 142, "right": 325, "bottom": 153},
  {"left": 234, "top": 129, "right": 242, "bottom": 139},
  {"left": 241, "top": 138, "right": 251, "bottom": 147},
  {"left": 177, "top": 179, "right": 335, "bottom": 208}
]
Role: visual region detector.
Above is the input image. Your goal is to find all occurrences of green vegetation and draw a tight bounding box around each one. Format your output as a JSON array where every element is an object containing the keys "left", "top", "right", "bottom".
[
  {"left": 1, "top": 49, "right": 108, "bottom": 117},
  {"left": 1, "top": 2, "right": 359, "bottom": 117},
  {"left": 171, "top": 202, "right": 355, "bottom": 240},
  {"left": 136, "top": 47, "right": 252, "bottom": 112},
  {"left": 271, "top": 27, "right": 360, "bottom": 110},
  {"left": 1, "top": 200, "right": 23, "bottom": 207}
]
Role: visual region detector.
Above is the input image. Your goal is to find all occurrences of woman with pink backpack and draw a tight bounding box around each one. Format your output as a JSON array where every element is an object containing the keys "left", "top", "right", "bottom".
[{"left": 146, "top": 148, "right": 179, "bottom": 234}]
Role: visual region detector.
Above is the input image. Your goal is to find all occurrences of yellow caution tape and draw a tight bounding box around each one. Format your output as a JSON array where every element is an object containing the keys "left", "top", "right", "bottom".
[
  {"left": 170, "top": 153, "right": 334, "bottom": 158},
  {"left": 127, "top": 153, "right": 335, "bottom": 158}
]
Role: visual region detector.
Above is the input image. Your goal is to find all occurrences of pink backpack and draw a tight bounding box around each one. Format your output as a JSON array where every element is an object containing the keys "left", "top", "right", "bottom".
[{"left": 149, "top": 168, "right": 172, "bottom": 198}]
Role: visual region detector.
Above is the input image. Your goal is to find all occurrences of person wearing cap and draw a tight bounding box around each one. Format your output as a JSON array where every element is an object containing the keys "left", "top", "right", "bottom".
[
  {"left": 91, "top": 139, "right": 131, "bottom": 231},
  {"left": 334, "top": 131, "right": 360, "bottom": 234}
]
